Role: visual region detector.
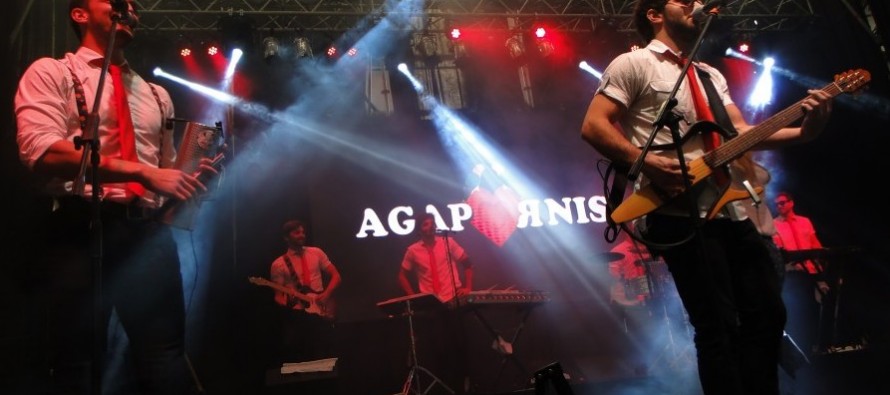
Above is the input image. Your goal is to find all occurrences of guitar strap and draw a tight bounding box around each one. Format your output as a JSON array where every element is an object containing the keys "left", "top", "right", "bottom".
[
  {"left": 281, "top": 255, "right": 302, "bottom": 308},
  {"left": 695, "top": 68, "right": 739, "bottom": 139}
]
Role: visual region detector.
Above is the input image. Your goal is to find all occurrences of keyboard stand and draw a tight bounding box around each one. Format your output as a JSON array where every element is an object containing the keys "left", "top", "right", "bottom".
[
  {"left": 377, "top": 294, "right": 455, "bottom": 395},
  {"left": 467, "top": 305, "right": 536, "bottom": 392}
]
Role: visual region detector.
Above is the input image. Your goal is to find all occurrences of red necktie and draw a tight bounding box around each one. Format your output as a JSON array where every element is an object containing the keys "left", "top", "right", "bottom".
[
  {"left": 109, "top": 64, "right": 145, "bottom": 197},
  {"left": 425, "top": 244, "right": 441, "bottom": 295},
  {"left": 679, "top": 57, "right": 721, "bottom": 151}
]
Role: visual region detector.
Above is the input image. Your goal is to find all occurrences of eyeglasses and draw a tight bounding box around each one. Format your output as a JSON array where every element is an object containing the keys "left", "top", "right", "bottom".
[
  {"left": 775, "top": 200, "right": 791, "bottom": 206},
  {"left": 667, "top": 0, "right": 703, "bottom": 7}
]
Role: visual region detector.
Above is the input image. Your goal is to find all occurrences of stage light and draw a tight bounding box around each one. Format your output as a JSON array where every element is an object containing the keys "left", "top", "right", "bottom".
[
  {"left": 536, "top": 39, "right": 554, "bottom": 57},
  {"left": 418, "top": 34, "right": 438, "bottom": 58},
  {"left": 207, "top": 45, "right": 219, "bottom": 56},
  {"left": 505, "top": 35, "right": 524, "bottom": 59},
  {"left": 534, "top": 27, "right": 547, "bottom": 39},
  {"left": 262, "top": 36, "right": 280, "bottom": 60},
  {"left": 294, "top": 36, "right": 313, "bottom": 58},
  {"left": 450, "top": 28, "right": 462, "bottom": 40},
  {"left": 579, "top": 61, "right": 602, "bottom": 79},
  {"left": 748, "top": 57, "right": 775, "bottom": 110},
  {"left": 347, "top": 48, "right": 358, "bottom": 57},
  {"left": 397, "top": 63, "right": 408, "bottom": 73},
  {"left": 739, "top": 42, "right": 750, "bottom": 53},
  {"left": 326, "top": 46, "right": 337, "bottom": 57},
  {"left": 224, "top": 49, "right": 243, "bottom": 80},
  {"left": 631, "top": 44, "right": 641, "bottom": 51},
  {"left": 180, "top": 48, "right": 191, "bottom": 57}
]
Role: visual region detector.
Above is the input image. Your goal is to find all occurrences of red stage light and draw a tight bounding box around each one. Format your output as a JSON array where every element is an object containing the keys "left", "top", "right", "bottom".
[
  {"left": 739, "top": 43, "right": 750, "bottom": 53},
  {"left": 207, "top": 45, "right": 219, "bottom": 56},
  {"left": 450, "top": 28, "right": 462, "bottom": 40},
  {"left": 326, "top": 46, "right": 337, "bottom": 57},
  {"left": 347, "top": 48, "right": 358, "bottom": 57},
  {"left": 180, "top": 48, "right": 191, "bottom": 57},
  {"left": 534, "top": 27, "right": 547, "bottom": 39}
]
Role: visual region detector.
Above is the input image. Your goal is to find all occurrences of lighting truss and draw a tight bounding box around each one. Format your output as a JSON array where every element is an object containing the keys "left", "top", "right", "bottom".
[{"left": 134, "top": 0, "right": 815, "bottom": 36}]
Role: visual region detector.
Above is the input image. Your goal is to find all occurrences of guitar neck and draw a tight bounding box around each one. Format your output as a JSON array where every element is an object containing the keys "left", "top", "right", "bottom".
[
  {"left": 703, "top": 80, "right": 843, "bottom": 168},
  {"left": 249, "top": 277, "right": 314, "bottom": 302}
]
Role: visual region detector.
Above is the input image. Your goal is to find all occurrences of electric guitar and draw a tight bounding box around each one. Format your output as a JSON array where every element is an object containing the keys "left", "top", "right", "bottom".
[
  {"left": 610, "top": 69, "right": 871, "bottom": 224},
  {"left": 247, "top": 276, "right": 336, "bottom": 320}
]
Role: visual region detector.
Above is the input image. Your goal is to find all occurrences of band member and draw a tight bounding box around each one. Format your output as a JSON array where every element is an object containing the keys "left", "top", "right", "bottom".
[
  {"left": 269, "top": 219, "right": 341, "bottom": 362},
  {"left": 397, "top": 212, "right": 473, "bottom": 393},
  {"left": 398, "top": 213, "right": 473, "bottom": 304},
  {"left": 580, "top": 1, "right": 832, "bottom": 394},
  {"left": 14, "top": 1, "right": 216, "bottom": 393},
  {"left": 772, "top": 191, "right": 829, "bottom": 356}
]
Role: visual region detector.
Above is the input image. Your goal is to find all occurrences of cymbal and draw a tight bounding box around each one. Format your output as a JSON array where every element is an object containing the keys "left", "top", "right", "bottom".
[{"left": 596, "top": 252, "right": 625, "bottom": 262}]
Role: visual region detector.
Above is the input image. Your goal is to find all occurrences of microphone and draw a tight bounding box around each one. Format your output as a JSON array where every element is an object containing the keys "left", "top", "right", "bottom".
[{"left": 692, "top": 0, "right": 724, "bottom": 24}]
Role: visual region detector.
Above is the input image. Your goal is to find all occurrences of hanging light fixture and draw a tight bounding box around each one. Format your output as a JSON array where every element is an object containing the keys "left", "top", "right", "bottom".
[
  {"left": 505, "top": 35, "right": 524, "bottom": 59},
  {"left": 294, "top": 36, "right": 313, "bottom": 58},
  {"left": 262, "top": 36, "right": 280, "bottom": 61}
]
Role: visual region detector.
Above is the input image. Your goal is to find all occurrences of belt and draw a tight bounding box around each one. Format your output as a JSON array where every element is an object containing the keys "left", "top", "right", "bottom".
[{"left": 54, "top": 196, "right": 158, "bottom": 221}]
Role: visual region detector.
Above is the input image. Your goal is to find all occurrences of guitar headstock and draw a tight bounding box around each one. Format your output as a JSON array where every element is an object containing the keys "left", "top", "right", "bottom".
[
  {"left": 835, "top": 69, "right": 871, "bottom": 93},
  {"left": 247, "top": 276, "right": 270, "bottom": 286}
]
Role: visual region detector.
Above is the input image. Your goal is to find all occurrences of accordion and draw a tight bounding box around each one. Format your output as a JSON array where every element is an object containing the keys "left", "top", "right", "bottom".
[{"left": 158, "top": 121, "right": 224, "bottom": 230}]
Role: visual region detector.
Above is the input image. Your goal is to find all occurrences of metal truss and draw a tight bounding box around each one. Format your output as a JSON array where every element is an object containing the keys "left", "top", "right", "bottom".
[{"left": 134, "top": 0, "right": 815, "bottom": 36}]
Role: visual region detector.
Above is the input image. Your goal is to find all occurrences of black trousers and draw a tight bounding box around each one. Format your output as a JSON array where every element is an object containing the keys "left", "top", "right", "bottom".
[
  {"left": 278, "top": 308, "right": 337, "bottom": 363},
  {"left": 37, "top": 199, "right": 191, "bottom": 395},
  {"left": 646, "top": 215, "right": 786, "bottom": 395}
]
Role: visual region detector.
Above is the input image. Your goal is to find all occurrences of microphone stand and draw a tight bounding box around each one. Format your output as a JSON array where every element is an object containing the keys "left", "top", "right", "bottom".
[
  {"left": 625, "top": 8, "right": 721, "bottom": 241},
  {"left": 71, "top": 6, "right": 130, "bottom": 395}
]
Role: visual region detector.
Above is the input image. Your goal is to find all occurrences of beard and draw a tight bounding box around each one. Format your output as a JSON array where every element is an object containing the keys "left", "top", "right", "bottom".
[{"left": 663, "top": 13, "right": 700, "bottom": 50}]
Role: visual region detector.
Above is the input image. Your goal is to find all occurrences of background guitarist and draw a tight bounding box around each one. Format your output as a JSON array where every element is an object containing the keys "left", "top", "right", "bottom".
[
  {"left": 269, "top": 219, "right": 342, "bottom": 363},
  {"left": 579, "top": 1, "right": 833, "bottom": 394}
]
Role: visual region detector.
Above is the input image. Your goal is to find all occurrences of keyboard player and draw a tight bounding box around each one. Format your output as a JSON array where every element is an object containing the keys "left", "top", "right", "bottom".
[{"left": 396, "top": 212, "right": 473, "bottom": 392}]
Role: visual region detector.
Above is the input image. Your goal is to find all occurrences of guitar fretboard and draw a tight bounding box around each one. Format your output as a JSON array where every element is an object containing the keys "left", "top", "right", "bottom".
[{"left": 702, "top": 81, "right": 843, "bottom": 169}]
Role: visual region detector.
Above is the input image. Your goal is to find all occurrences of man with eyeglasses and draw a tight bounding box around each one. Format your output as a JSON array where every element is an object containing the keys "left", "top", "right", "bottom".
[
  {"left": 773, "top": 191, "right": 829, "bottom": 357},
  {"left": 580, "top": 0, "right": 833, "bottom": 394}
]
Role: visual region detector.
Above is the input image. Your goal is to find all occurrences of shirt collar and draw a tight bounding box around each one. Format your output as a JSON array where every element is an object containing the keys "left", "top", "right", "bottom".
[
  {"left": 77, "top": 46, "right": 131, "bottom": 72},
  {"left": 648, "top": 39, "right": 687, "bottom": 63}
]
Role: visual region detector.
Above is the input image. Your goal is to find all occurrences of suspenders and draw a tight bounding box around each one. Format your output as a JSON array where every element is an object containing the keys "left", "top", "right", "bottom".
[{"left": 65, "top": 63, "right": 169, "bottom": 164}]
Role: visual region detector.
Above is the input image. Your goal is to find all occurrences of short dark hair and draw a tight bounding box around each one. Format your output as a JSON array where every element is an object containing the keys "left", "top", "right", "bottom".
[
  {"left": 633, "top": 0, "right": 668, "bottom": 41},
  {"left": 415, "top": 213, "right": 435, "bottom": 236},
  {"left": 775, "top": 192, "right": 793, "bottom": 202},
  {"left": 69, "top": 0, "right": 87, "bottom": 41},
  {"left": 282, "top": 219, "right": 306, "bottom": 236}
]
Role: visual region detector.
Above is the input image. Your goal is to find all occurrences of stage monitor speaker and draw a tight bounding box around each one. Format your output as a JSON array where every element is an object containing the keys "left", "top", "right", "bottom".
[{"left": 533, "top": 362, "right": 575, "bottom": 395}]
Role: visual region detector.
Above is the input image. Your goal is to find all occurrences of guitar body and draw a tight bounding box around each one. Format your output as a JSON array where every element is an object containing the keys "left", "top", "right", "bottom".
[
  {"left": 294, "top": 285, "right": 337, "bottom": 320},
  {"left": 610, "top": 68, "right": 870, "bottom": 224},
  {"left": 248, "top": 277, "right": 336, "bottom": 320},
  {"left": 611, "top": 121, "right": 759, "bottom": 223}
]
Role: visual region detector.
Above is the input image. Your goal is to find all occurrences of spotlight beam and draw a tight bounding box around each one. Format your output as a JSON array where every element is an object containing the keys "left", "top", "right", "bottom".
[{"left": 579, "top": 61, "right": 602, "bottom": 79}]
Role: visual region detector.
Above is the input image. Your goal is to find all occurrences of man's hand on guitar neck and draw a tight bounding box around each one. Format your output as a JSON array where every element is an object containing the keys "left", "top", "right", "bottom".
[{"left": 799, "top": 89, "right": 833, "bottom": 140}]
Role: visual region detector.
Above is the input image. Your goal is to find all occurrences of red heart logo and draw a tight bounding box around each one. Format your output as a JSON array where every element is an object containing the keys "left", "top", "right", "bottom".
[{"left": 466, "top": 186, "right": 520, "bottom": 247}]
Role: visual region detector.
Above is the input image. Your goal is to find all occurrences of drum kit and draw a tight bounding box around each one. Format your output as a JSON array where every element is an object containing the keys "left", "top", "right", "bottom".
[
  {"left": 599, "top": 250, "right": 673, "bottom": 306},
  {"left": 600, "top": 249, "right": 695, "bottom": 373}
]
